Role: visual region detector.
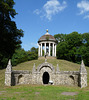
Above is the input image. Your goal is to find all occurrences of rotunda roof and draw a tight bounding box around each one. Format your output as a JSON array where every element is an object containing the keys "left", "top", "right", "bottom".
[{"left": 38, "top": 30, "right": 56, "bottom": 43}]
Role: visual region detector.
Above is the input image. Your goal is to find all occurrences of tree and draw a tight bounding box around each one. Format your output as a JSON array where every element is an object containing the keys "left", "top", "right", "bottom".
[
  {"left": 82, "top": 33, "right": 89, "bottom": 46},
  {"left": 65, "top": 32, "right": 82, "bottom": 62},
  {"left": 56, "top": 42, "right": 68, "bottom": 59},
  {"left": 65, "top": 32, "right": 82, "bottom": 48},
  {"left": 12, "top": 49, "right": 28, "bottom": 66},
  {"left": 0, "top": 0, "right": 24, "bottom": 69},
  {"left": 27, "top": 47, "right": 38, "bottom": 60},
  {"left": 79, "top": 33, "right": 89, "bottom": 66},
  {"left": 55, "top": 32, "right": 82, "bottom": 62},
  {"left": 30, "top": 47, "right": 38, "bottom": 53},
  {"left": 12, "top": 47, "right": 38, "bottom": 66},
  {"left": 54, "top": 33, "right": 66, "bottom": 43},
  {"left": 55, "top": 32, "right": 89, "bottom": 66}
]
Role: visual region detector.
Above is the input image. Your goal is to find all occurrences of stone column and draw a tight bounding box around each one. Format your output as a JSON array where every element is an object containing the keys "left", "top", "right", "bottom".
[
  {"left": 80, "top": 60, "right": 87, "bottom": 88},
  {"left": 55, "top": 44, "right": 56, "bottom": 57},
  {"left": 41, "top": 43, "right": 42, "bottom": 56},
  {"left": 52, "top": 43, "right": 54, "bottom": 56},
  {"left": 45, "top": 42, "right": 46, "bottom": 55},
  {"left": 49, "top": 43, "right": 50, "bottom": 56},
  {"left": 5, "top": 60, "right": 12, "bottom": 86},
  {"left": 38, "top": 44, "right": 40, "bottom": 56}
]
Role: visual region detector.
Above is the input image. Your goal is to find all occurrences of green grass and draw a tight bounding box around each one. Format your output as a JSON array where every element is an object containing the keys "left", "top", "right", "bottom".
[
  {"left": 0, "top": 58, "right": 89, "bottom": 100},
  {"left": 12, "top": 59, "right": 80, "bottom": 71}
]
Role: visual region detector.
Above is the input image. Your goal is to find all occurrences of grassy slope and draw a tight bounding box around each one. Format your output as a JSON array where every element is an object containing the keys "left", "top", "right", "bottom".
[
  {"left": 0, "top": 59, "right": 89, "bottom": 100},
  {"left": 13, "top": 59, "right": 80, "bottom": 71}
]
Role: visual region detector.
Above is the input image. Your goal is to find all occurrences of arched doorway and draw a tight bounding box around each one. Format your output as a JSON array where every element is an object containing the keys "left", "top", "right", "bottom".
[
  {"left": 18, "top": 75, "right": 24, "bottom": 84},
  {"left": 43, "top": 72, "right": 50, "bottom": 84}
]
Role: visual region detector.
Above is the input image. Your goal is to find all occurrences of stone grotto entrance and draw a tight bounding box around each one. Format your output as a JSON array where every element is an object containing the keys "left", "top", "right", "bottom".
[{"left": 43, "top": 72, "right": 50, "bottom": 84}]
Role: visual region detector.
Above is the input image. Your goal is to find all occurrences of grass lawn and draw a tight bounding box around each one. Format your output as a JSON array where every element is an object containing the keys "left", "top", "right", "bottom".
[{"left": 0, "top": 59, "right": 89, "bottom": 100}]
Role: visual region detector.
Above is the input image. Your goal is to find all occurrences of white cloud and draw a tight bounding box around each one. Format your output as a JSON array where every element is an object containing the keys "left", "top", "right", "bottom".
[
  {"left": 30, "top": 43, "right": 38, "bottom": 47},
  {"left": 84, "top": 15, "right": 89, "bottom": 19},
  {"left": 77, "top": 0, "right": 89, "bottom": 19},
  {"left": 33, "top": 9, "right": 41, "bottom": 15},
  {"left": 34, "top": 0, "right": 67, "bottom": 20}
]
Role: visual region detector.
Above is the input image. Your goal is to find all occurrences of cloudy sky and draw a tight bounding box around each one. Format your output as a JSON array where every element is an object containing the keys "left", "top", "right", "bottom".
[{"left": 14, "top": 0, "right": 89, "bottom": 51}]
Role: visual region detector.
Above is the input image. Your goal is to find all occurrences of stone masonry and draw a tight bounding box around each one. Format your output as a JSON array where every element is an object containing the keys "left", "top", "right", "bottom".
[{"left": 5, "top": 59, "right": 87, "bottom": 88}]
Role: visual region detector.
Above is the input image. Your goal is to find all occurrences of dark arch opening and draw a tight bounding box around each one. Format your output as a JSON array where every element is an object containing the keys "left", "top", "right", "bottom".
[
  {"left": 18, "top": 75, "right": 23, "bottom": 84},
  {"left": 69, "top": 75, "right": 74, "bottom": 80},
  {"left": 43, "top": 72, "right": 50, "bottom": 84}
]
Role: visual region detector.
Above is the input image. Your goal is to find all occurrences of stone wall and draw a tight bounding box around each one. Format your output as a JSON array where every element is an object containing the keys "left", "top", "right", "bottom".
[
  {"left": 53, "top": 71, "right": 79, "bottom": 86},
  {"left": 11, "top": 70, "right": 32, "bottom": 85},
  {"left": 9, "top": 70, "right": 79, "bottom": 86},
  {"left": 5, "top": 60, "right": 87, "bottom": 88}
]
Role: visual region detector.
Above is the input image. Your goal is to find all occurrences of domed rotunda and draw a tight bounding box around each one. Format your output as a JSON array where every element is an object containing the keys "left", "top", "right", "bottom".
[{"left": 38, "top": 30, "right": 57, "bottom": 57}]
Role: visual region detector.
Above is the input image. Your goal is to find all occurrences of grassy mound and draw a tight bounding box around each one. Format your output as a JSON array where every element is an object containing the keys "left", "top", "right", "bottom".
[
  {"left": 13, "top": 59, "right": 80, "bottom": 71},
  {"left": 0, "top": 59, "right": 89, "bottom": 100}
]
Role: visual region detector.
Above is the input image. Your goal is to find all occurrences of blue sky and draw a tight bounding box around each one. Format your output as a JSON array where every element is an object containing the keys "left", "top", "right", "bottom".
[{"left": 13, "top": 0, "right": 89, "bottom": 51}]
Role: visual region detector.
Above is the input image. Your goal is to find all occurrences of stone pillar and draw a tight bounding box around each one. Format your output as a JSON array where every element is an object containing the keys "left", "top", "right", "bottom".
[
  {"left": 32, "top": 63, "right": 37, "bottom": 84},
  {"left": 49, "top": 43, "right": 50, "bottom": 56},
  {"left": 45, "top": 42, "right": 46, "bottom": 55},
  {"left": 5, "top": 59, "right": 12, "bottom": 86},
  {"left": 80, "top": 60, "right": 87, "bottom": 88},
  {"left": 38, "top": 44, "right": 40, "bottom": 56},
  {"left": 41, "top": 43, "right": 42, "bottom": 56},
  {"left": 56, "top": 64, "right": 60, "bottom": 73},
  {"left": 55, "top": 44, "right": 56, "bottom": 57},
  {"left": 32, "top": 63, "right": 36, "bottom": 74},
  {"left": 52, "top": 43, "right": 54, "bottom": 56}
]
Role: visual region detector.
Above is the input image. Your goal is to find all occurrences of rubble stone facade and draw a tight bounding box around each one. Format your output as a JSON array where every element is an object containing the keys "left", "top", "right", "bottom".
[{"left": 5, "top": 60, "right": 87, "bottom": 88}]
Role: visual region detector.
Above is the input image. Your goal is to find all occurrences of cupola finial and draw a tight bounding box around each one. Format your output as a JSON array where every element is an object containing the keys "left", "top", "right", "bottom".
[
  {"left": 45, "top": 29, "right": 49, "bottom": 35},
  {"left": 46, "top": 29, "right": 48, "bottom": 32}
]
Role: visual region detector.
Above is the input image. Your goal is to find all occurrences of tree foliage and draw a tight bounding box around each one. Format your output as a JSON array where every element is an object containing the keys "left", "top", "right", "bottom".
[
  {"left": 0, "top": 0, "right": 23, "bottom": 69},
  {"left": 12, "top": 47, "right": 38, "bottom": 66},
  {"left": 54, "top": 32, "right": 89, "bottom": 66}
]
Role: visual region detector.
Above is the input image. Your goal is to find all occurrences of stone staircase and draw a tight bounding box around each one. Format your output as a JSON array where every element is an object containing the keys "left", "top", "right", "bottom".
[{"left": 38, "top": 56, "right": 56, "bottom": 59}]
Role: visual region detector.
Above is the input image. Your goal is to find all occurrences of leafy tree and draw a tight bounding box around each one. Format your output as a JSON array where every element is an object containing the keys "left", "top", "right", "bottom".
[
  {"left": 27, "top": 51, "right": 38, "bottom": 60},
  {"left": 55, "top": 32, "right": 81, "bottom": 62},
  {"left": 30, "top": 47, "right": 38, "bottom": 53},
  {"left": 12, "top": 49, "right": 28, "bottom": 66},
  {"left": 27, "top": 47, "right": 38, "bottom": 60},
  {"left": 56, "top": 42, "right": 68, "bottom": 59},
  {"left": 55, "top": 32, "right": 89, "bottom": 66},
  {"left": 82, "top": 33, "right": 89, "bottom": 46},
  {"left": 66, "top": 32, "right": 82, "bottom": 46},
  {"left": 65, "top": 32, "right": 82, "bottom": 62},
  {"left": 12, "top": 47, "right": 38, "bottom": 66},
  {"left": 0, "top": 0, "right": 23, "bottom": 69},
  {"left": 54, "top": 34, "right": 66, "bottom": 43}
]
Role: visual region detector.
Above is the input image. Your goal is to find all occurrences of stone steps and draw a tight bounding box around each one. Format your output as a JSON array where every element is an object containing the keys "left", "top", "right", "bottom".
[{"left": 38, "top": 56, "right": 56, "bottom": 59}]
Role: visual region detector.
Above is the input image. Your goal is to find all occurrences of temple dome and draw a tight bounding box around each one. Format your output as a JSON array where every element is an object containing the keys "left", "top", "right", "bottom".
[{"left": 38, "top": 30, "right": 56, "bottom": 43}]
